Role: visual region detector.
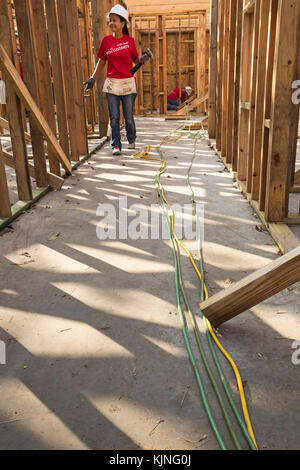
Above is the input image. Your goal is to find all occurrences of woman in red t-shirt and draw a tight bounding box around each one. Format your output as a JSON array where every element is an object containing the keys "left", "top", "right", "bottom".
[{"left": 84, "top": 4, "right": 139, "bottom": 155}]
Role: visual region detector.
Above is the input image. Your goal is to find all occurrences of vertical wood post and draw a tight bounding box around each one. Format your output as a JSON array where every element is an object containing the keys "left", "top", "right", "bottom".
[
  {"left": 91, "top": 0, "right": 110, "bottom": 138},
  {"left": 265, "top": 0, "right": 300, "bottom": 222},
  {"left": 0, "top": 142, "right": 11, "bottom": 218},
  {"left": 14, "top": 0, "right": 48, "bottom": 187},
  {"left": 0, "top": 1, "right": 32, "bottom": 201},
  {"left": 45, "top": 0, "right": 70, "bottom": 160},
  {"left": 30, "top": 0, "right": 60, "bottom": 175}
]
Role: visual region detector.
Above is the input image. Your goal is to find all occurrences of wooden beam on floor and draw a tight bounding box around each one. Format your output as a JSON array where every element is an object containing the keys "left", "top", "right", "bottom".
[
  {"left": 0, "top": 44, "right": 72, "bottom": 174},
  {"left": 200, "top": 246, "right": 300, "bottom": 327}
]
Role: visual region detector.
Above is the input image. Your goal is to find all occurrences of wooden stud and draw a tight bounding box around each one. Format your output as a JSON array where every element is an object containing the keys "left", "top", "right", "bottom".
[
  {"left": 237, "top": 9, "right": 254, "bottom": 181},
  {"left": 246, "top": 0, "right": 261, "bottom": 194},
  {"left": 44, "top": 0, "right": 70, "bottom": 160},
  {"left": 232, "top": 0, "right": 243, "bottom": 172},
  {"left": 57, "top": 0, "right": 80, "bottom": 161},
  {"left": 162, "top": 15, "right": 167, "bottom": 114},
  {"left": 216, "top": 0, "right": 225, "bottom": 150},
  {"left": 251, "top": 0, "right": 271, "bottom": 200},
  {"left": 3, "top": 149, "right": 64, "bottom": 190},
  {"left": 0, "top": 143, "right": 11, "bottom": 218},
  {"left": 259, "top": 0, "right": 278, "bottom": 211},
  {"left": 91, "top": 0, "right": 110, "bottom": 137},
  {"left": 0, "top": 44, "right": 72, "bottom": 174},
  {"left": 30, "top": 0, "right": 61, "bottom": 175},
  {"left": 221, "top": 0, "right": 230, "bottom": 157},
  {"left": 14, "top": 0, "right": 48, "bottom": 188},
  {"left": 208, "top": 0, "right": 218, "bottom": 138},
  {"left": 66, "top": 0, "right": 88, "bottom": 156},
  {"left": 264, "top": 0, "right": 300, "bottom": 222},
  {"left": 226, "top": 0, "right": 237, "bottom": 163}
]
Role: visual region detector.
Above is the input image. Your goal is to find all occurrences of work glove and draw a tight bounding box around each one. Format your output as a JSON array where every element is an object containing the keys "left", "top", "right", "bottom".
[{"left": 83, "top": 77, "right": 95, "bottom": 91}]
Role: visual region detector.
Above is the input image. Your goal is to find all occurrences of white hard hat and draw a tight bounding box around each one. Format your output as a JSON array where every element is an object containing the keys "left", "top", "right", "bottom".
[
  {"left": 108, "top": 4, "right": 130, "bottom": 25},
  {"left": 185, "top": 86, "right": 193, "bottom": 95}
]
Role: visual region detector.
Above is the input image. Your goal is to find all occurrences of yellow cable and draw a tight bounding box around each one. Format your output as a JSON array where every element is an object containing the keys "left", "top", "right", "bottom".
[{"left": 131, "top": 130, "right": 258, "bottom": 449}]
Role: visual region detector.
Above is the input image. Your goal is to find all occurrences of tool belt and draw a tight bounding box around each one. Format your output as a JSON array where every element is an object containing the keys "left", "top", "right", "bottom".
[{"left": 103, "top": 77, "right": 137, "bottom": 96}]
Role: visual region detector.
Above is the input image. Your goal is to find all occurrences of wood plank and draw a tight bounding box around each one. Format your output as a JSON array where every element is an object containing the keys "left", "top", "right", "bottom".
[
  {"left": 216, "top": 0, "right": 224, "bottom": 150},
  {"left": 0, "top": 117, "right": 31, "bottom": 143},
  {"left": 44, "top": 0, "right": 70, "bottom": 160},
  {"left": 237, "top": 10, "right": 253, "bottom": 181},
  {"left": 57, "top": 0, "right": 80, "bottom": 160},
  {"left": 200, "top": 245, "right": 300, "bottom": 326},
  {"left": 264, "top": 0, "right": 300, "bottom": 222},
  {"left": 225, "top": 0, "right": 237, "bottom": 163},
  {"left": 294, "top": 169, "right": 300, "bottom": 185},
  {"left": 232, "top": 0, "right": 243, "bottom": 172},
  {"left": 91, "top": 0, "right": 110, "bottom": 137},
  {"left": 221, "top": 0, "right": 230, "bottom": 157},
  {"left": 246, "top": 0, "right": 260, "bottom": 193},
  {"left": 0, "top": 1, "right": 32, "bottom": 201},
  {"left": 66, "top": 0, "right": 88, "bottom": 156},
  {"left": 162, "top": 15, "right": 167, "bottom": 114},
  {"left": 3, "top": 149, "right": 64, "bottom": 190},
  {"left": 174, "top": 91, "right": 208, "bottom": 115},
  {"left": 30, "top": 0, "right": 60, "bottom": 175},
  {"left": 258, "top": 0, "right": 278, "bottom": 211},
  {"left": 0, "top": 44, "right": 72, "bottom": 174},
  {"left": 14, "top": 0, "right": 48, "bottom": 188},
  {"left": 0, "top": 143, "right": 11, "bottom": 217},
  {"left": 251, "top": 0, "right": 271, "bottom": 200},
  {"left": 208, "top": 0, "right": 218, "bottom": 138}
]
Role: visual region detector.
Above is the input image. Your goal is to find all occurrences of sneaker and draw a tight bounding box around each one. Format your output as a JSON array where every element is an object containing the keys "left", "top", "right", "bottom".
[
  {"left": 128, "top": 142, "right": 135, "bottom": 149},
  {"left": 112, "top": 147, "right": 121, "bottom": 155}
]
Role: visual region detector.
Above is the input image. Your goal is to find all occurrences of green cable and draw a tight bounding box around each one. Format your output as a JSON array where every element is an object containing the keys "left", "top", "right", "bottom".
[
  {"left": 155, "top": 159, "right": 242, "bottom": 450},
  {"left": 155, "top": 181, "right": 227, "bottom": 450},
  {"left": 142, "top": 125, "right": 256, "bottom": 450}
]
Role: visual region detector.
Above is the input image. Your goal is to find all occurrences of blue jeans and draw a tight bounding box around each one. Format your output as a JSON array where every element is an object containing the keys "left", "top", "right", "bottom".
[
  {"left": 167, "top": 98, "right": 179, "bottom": 110},
  {"left": 106, "top": 93, "right": 137, "bottom": 150}
]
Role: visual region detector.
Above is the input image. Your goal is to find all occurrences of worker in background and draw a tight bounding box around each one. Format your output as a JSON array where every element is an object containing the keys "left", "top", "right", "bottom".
[
  {"left": 167, "top": 86, "right": 193, "bottom": 110},
  {"left": 84, "top": 4, "right": 139, "bottom": 155}
]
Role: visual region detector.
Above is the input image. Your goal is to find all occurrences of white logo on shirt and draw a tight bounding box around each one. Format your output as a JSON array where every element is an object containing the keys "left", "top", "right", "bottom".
[{"left": 107, "top": 43, "right": 130, "bottom": 55}]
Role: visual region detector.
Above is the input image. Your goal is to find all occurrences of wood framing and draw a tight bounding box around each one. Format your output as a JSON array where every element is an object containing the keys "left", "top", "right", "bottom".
[
  {"left": 200, "top": 245, "right": 300, "bottom": 326},
  {"left": 14, "top": 0, "right": 48, "bottom": 188},
  {"left": 264, "top": 0, "right": 300, "bottom": 222},
  {"left": 91, "top": 0, "right": 110, "bottom": 137},
  {"left": 131, "top": 11, "right": 207, "bottom": 114},
  {"left": 0, "top": 44, "right": 72, "bottom": 173},
  {"left": 212, "top": 0, "right": 300, "bottom": 225},
  {"left": 0, "top": 0, "right": 32, "bottom": 201}
]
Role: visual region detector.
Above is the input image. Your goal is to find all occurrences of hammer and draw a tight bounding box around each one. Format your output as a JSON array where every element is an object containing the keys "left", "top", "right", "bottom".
[{"left": 130, "top": 48, "right": 154, "bottom": 75}]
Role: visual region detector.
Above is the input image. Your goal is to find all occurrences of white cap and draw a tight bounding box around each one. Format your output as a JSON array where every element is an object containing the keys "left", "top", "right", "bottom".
[
  {"left": 185, "top": 86, "right": 193, "bottom": 95},
  {"left": 108, "top": 4, "right": 130, "bottom": 25}
]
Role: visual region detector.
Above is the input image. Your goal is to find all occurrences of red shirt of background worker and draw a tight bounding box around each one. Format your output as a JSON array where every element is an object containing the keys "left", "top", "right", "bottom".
[{"left": 167, "top": 86, "right": 193, "bottom": 110}]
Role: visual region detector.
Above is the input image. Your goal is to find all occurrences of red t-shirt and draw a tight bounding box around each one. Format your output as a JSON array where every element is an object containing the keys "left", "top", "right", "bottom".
[
  {"left": 97, "top": 35, "right": 139, "bottom": 79},
  {"left": 168, "top": 88, "right": 187, "bottom": 101}
]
